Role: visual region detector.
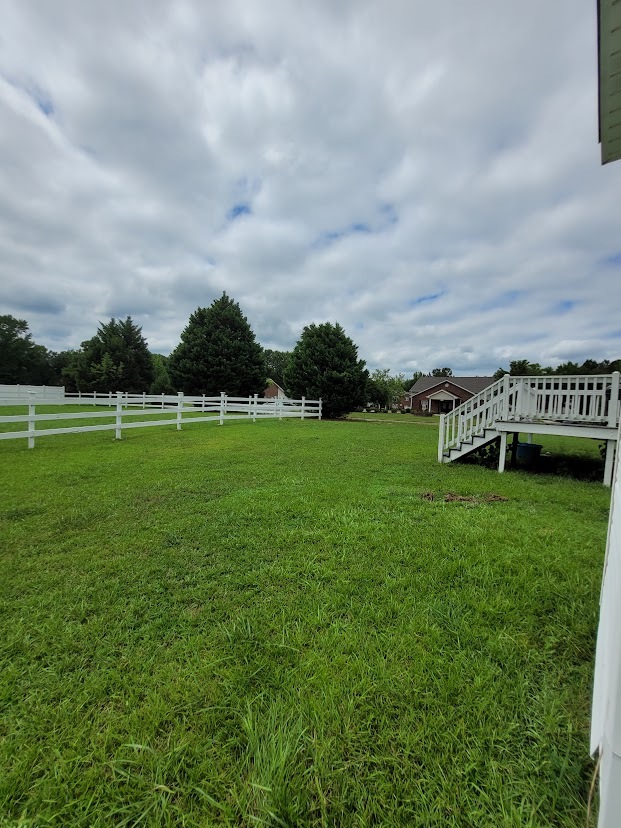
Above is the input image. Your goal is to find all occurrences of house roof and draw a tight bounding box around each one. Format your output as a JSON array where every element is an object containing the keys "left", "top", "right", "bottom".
[
  {"left": 407, "top": 376, "right": 495, "bottom": 396},
  {"left": 266, "top": 379, "right": 285, "bottom": 391}
]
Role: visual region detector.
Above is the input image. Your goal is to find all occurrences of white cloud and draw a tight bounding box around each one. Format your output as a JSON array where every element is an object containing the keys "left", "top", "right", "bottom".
[{"left": 0, "top": 0, "right": 619, "bottom": 373}]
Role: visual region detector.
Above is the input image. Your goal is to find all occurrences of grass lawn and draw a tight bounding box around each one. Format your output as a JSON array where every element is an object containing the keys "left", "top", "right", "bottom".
[
  {"left": 0, "top": 414, "right": 608, "bottom": 827},
  {"left": 347, "top": 411, "right": 435, "bottom": 423}
]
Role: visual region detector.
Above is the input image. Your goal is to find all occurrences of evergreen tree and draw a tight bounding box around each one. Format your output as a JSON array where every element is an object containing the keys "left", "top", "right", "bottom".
[
  {"left": 264, "top": 349, "right": 291, "bottom": 388},
  {"left": 73, "top": 317, "right": 154, "bottom": 392},
  {"left": 0, "top": 315, "right": 52, "bottom": 384},
  {"left": 168, "top": 294, "right": 266, "bottom": 396},
  {"left": 91, "top": 352, "right": 124, "bottom": 392},
  {"left": 150, "top": 354, "right": 174, "bottom": 394},
  {"left": 284, "top": 322, "right": 368, "bottom": 418}
]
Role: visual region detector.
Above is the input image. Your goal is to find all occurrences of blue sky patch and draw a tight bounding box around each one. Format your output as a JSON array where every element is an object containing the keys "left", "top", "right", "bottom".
[
  {"left": 227, "top": 203, "right": 251, "bottom": 220},
  {"left": 314, "top": 222, "right": 371, "bottom": 248},
  {"left": 553, "top": 299, "right": 576, "bottom": 313},
  {"left": 36, "top": 94, "right": 54, "bottom": 116},
  {"left": 480, "top": 290, "right": 525, "bottom": 311},
  {"left": 378, "top": 203, "right": 398, "bottom": 226},
  {"left": 408, "top": 291, "right": 444, "bottom": 307},
  {"left": 602, "top": 252, "right": 621, "bottom": 267}
]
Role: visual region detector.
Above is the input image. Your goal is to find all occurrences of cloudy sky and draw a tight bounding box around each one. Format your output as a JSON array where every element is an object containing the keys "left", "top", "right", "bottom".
[{"left": 1, "top": 0, "right": 620, "bottom": 376}]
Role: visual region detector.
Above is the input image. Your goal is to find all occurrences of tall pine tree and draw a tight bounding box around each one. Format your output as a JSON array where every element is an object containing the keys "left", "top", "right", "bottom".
[
  {"left": 72, "top": 317, "right": 154, "bottom": 392},
  {"left": 284, "top": 322, "right": 368, "bottom": 418},
  {"left": 168, "top": 294, "right": 266, "bottom": 396}
]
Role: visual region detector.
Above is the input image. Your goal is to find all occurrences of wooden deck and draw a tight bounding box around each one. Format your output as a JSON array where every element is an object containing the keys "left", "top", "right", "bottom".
[{"left": 439, "top": 373, "right": 620, "bottom": 485}]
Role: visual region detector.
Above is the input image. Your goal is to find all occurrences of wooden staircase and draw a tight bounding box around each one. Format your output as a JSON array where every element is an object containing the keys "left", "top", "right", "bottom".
[
  {"left": 438, "top": 372, "right": 621, "bottom": 483},
  {"left": 441, "top": 426, "right": 500, "bottom": 463}
]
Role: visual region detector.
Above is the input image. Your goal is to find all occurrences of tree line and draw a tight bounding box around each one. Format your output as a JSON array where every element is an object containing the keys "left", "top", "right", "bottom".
[
  {"left": 493, "top": 358, "right": 621, "bottom": 379},
  {"left": 4, "top": 302, "right": 619, "bottom": 418},
  {"left": 0, "top": 295, "right": 367, "bottom": 418}
]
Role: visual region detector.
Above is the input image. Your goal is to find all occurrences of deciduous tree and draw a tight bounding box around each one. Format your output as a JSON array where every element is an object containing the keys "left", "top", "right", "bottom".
[{"left": 366, "top": 369, "right": 406, "bottom": 409}]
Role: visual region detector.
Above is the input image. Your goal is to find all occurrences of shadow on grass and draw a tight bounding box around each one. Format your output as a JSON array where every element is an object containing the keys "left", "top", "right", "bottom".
[{"left": 459, "top": 437, "right": 605, "bottom": 483}]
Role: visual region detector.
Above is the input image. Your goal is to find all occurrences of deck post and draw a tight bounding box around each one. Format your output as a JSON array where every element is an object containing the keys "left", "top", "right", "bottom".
[
  {"left": 608, "top": 372, "right": 620, "bottom": 428},
  {"left": 438, "top": 414, "right": 446, "bottom": 463},
  {"left": 510, "top": 432, "right": 519, "bottom": 468},
  {"left": 604, "top": 440, "right": 616, "bottom": 487},
  {"left": 498, "top": 432, "right": 507, "bottom": 473}
]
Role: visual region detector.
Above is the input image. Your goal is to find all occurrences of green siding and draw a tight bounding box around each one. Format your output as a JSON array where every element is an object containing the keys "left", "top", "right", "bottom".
[{"left": 600, "top": 0, "right": 621, "bottom": 163}]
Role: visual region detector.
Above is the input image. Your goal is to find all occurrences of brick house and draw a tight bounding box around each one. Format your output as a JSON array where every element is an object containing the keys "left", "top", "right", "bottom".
[{"left": 403, "top": 376, "right": 495, "bottom": 414}]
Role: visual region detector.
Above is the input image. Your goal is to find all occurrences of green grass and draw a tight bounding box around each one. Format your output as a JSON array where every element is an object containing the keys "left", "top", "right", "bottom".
[
  {"left": 0, "top": 416, "right": 608, "bottom": 826},
  {"left": 347, "top": 411, "right": 435, "bottom": 422}
]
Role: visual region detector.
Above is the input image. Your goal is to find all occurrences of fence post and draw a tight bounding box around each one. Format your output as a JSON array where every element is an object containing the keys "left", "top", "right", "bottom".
[
  {"left": 143, "top": 392, "right": 146, "bottom": 409},
  {"left": 220, "top": 392, "right": 225, "bottom": 425},
  {"left": 319, "top": 399, "right": 322, "bottom": 420},
  {"left": 301, "top": 396, "right": 306, "bottom": 420},
  {"left": 278, "top": 398, "right": 282, "bottom": 421},
  {"left": 608, "top": 372, "right": 620, "bottom": 428},
  {"left": 28, "top": 391, "right": 36, "bottom": 449},
  {"left": 253, "top": 393, "right": 258, "bottom": 422},
  {"left": 115, "top": 392, "right": 123, "bottom": 439},
  {"left": 177, "top": 391, "right": 183, "bottom": 430},
  {"left": 438, "top": 414, "right": 446, "bottom": 463}
]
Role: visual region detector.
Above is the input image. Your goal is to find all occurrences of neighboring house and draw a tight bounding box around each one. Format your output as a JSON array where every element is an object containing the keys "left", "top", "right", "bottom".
[
  {"left": 263, "top": 380, "right": 286, "bottom": 399},
  {"left": 403, "top": 376, "right": 495, "bottom": 414}
]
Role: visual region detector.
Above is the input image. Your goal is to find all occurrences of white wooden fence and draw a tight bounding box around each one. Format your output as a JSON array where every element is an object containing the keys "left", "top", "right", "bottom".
[
  {"left": 0, "top": 384, "right": 65, "bottom": 402},
  {"left": 0, "top": 392, "right": 322, "bottom": 449},
  {"left": 591, "top": 414, "right": 621, "bottom": 826}
]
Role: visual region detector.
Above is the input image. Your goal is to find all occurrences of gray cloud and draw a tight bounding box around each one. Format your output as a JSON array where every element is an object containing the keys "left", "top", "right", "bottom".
[{"left": 0, "top": 0, "right": 619, "bottom": 375}]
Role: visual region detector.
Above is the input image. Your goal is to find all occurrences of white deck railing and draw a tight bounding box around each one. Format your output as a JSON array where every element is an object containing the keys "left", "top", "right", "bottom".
[
  {"left": 440, "top": 373, "right": 621, "bottom": 459},
  {"left": 0, "top": 392, "right": 321, "bottom": 449}
]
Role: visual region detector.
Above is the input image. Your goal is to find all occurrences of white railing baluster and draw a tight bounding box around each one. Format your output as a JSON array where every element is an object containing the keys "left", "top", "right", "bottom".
[{"left": 609, "top": 373, "right": 620, "bottom": 427}]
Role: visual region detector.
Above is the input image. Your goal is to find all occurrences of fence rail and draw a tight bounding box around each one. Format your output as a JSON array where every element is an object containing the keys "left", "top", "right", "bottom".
[
  {"left": 0, "top": 392, "right": 322, "bottom": 448},
  {"left": 0, "top": 384, "right": 64, "bottom": 403}
]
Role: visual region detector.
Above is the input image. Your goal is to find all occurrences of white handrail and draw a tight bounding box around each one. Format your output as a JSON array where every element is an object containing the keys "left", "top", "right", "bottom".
[{"left": 441, "top": 373, "right": 620, "bottom": 458}]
